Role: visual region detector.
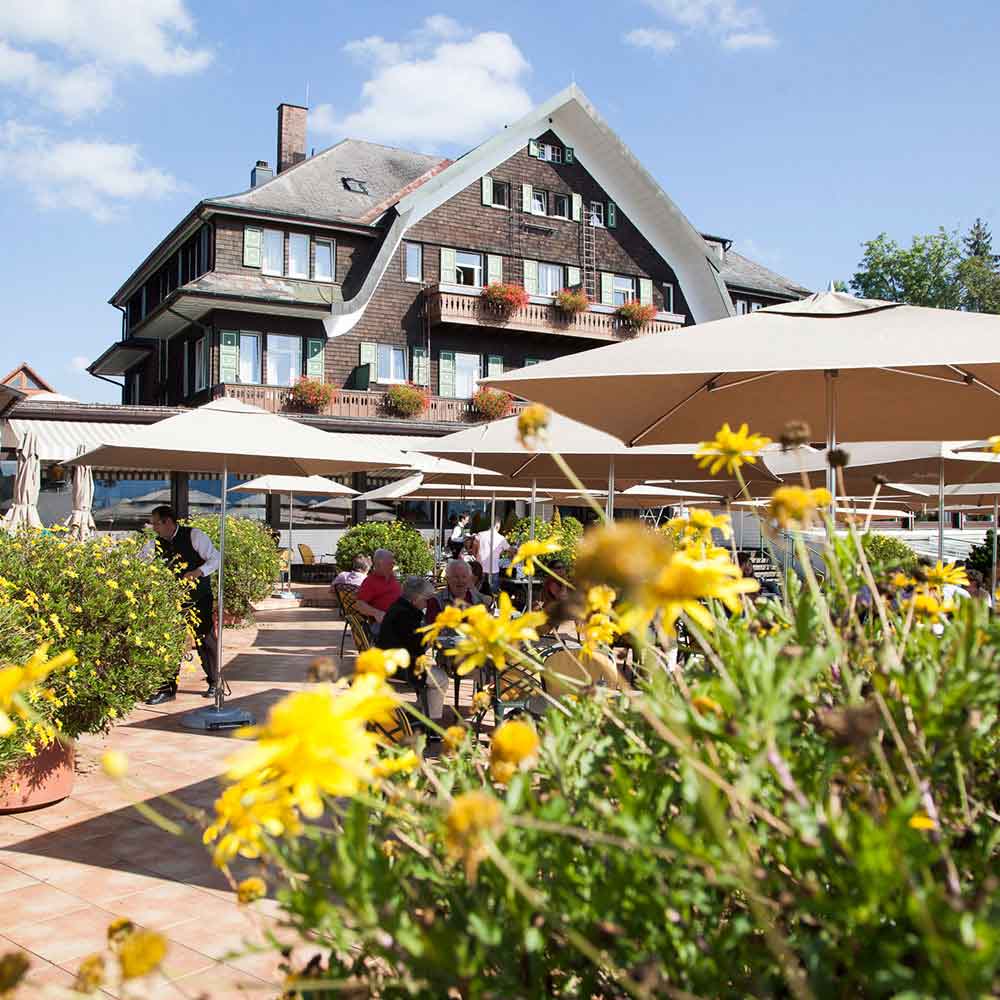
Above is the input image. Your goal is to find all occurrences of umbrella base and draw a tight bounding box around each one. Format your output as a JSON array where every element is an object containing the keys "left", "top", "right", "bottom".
[{"left": 180, "top": 705, "right": 255, "bottom": 731}]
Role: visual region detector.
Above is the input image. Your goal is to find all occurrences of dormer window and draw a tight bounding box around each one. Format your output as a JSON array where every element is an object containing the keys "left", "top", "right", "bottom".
[{"left": 342, "top": 177, "right": 368, "bottom": 194}]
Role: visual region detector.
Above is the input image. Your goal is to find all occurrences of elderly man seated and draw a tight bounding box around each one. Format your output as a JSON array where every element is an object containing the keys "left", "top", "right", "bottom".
[
  {"left": 425, "top": 559, "right": 485, "bottom": 624},
  {"left": 354, "top": 548, "right": 402, "bottom": 636}
]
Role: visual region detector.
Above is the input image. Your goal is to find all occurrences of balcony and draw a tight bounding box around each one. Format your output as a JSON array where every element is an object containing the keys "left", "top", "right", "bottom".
[
  {"left": 425, "top": 283, "right": 684, "bottom": 342},
  {"left": 215, "top": 383, "right": 528, "bottom": 426}
]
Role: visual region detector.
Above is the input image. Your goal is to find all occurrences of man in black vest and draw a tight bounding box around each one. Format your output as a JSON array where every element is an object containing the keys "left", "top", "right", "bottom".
[{"left": 144, "top": 504, "right": 221, "bottom": 704}]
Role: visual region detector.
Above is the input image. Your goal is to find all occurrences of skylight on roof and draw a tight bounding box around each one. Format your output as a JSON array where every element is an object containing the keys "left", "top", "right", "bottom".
[{"left": 342, "top": 177, "right": 368, "bottom": 195}]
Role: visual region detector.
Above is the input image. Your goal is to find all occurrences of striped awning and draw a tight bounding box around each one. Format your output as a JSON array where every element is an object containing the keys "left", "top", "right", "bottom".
[{"left": 4, "top": 419, "right": 149, "bottom": 463}]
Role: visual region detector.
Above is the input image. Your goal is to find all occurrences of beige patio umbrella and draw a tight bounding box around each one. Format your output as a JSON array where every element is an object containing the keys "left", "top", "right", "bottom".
[
  {"left": 229, "top": 475, "right": 358, "bottom": 595},
  {"left": 2, "top": 428, "right": 43, "bottom": 532},
  {"left": 64, "top": 445, "right": 96, "bottom": 540},
  {"left": 482, "top": 291, "right": 1000, "bottom": 493},
  {"left": 69, "top": 398, "right": 405, "bottom": 731}
]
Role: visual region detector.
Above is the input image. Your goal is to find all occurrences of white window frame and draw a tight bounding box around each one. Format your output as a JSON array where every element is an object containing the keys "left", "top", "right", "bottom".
[
  {"left": 589, "top": 201, "right": 605, "bottom": 227},
  {"left": 736, "top": 299, "right": 750, "bottom": 315},
  {"left": 537, "top": 262, "right": 565, "bottom": 297},
  {"left": 375, "top": 344, "right": 407, "bottom": 384},
  {"left": 238, "top": 332, "right": 262, "bottom": 385},
  {"left": 262, "top": 229, "right": 284, "bottom": 276},
  {"left": 265, "top": 333, "right": 303, "bottom": 387},
  {"left": 194, "top": 336, "right": 208, "bottom": 392},
  {"left": 182, "top": 343, "right": 189, "bottom": 396},
  {"left": 491, "top": 180, "right": 511, "bottom": 208},
  {"left": 455, "top": 250, "right": 483, "bottom": 287},
  {"left": 550, "top": 193, "right": 569, "bottom": 219},
  {"left": 313, "top": 239, "right": 334, "bottom": 282},
  {"left": 663, "top": 282, "right": 675, "bottom": 314},
  {"left": 532, "top": 189, "right": 548, "bottom": 216},
  {"left": 288, "top": 233, "right": 309, "bottom": 279},
  {"left": 454, "top": 352, "right": 482, "bottom": 400},
  {"left": 404, "top": 242, "right": 423, "bottom": 282},
  {"left": 541, "top": 143, "right": 562, "bottom": 163},
  {"left": 750, "top": 302, "right": 762, "bottom": 312},
  {"left": 613, "top": 275, "right": 636, "bottom": 306}
]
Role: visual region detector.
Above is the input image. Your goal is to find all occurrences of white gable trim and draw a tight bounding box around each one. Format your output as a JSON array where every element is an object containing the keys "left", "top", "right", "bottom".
[{"left": 323, "top": 84, "right": 732, "bottom": 339}]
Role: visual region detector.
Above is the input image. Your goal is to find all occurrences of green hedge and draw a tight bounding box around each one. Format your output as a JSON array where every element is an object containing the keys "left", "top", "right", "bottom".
[
  {"left": 336, "top": 520, "right": 432, "bottom": 577},
  {"left": 506, "top": 515, "right": 583, "bottom": 567}
]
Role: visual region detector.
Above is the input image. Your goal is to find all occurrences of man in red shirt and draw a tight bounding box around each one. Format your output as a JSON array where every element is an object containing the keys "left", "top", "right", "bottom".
[{"left": 355, "top": 548, "right": 402, "bottom": 635}]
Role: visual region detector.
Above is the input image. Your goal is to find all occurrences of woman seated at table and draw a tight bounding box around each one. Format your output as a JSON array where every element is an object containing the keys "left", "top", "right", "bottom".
[
  {"left": 533, "top": 561, "right": 575, "bottom": 636},
  {"left": 468, "top": 560, "right": 495, "bottom": 606}
]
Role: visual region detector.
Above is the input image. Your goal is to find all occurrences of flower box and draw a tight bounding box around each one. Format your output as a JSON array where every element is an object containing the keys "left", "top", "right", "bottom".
[
  {"left": 383, "top": 383, "right": 430, "bottom": 418},
  {"left": 480, "top": 283, "right": 530, "bottom": 316}
]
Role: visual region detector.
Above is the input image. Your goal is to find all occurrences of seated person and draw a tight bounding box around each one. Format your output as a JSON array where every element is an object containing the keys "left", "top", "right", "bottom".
[
  {"left": 355, "top": 548, "right": 402, "bottom": 635},
  {"left": 331, "top": 554, "right": 371, "bottom": 594},
  {"left": 377, "top": 576, "right": 449, "bottom": 731},
  {"left": 738, "top": 551, "right": 780, "bottom": 598},
  {"left": 469, "top": 559, "right": 494, "bottom": 600},
  {"left": 461, "top": 535, "right": 479, "bottom": 563},
  {"left": 425, "top": 559, "right": 485, "bottom": 625}
]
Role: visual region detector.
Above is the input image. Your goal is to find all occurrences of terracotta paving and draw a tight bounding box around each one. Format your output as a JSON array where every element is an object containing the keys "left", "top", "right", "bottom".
[{"left": 0, "top": 600, "right": 355, "bottom": 998}]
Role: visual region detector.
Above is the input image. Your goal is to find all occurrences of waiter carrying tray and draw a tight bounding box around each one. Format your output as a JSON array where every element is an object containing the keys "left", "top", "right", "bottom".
[{"left": 142, "top": 504, "right": 221, "bottom": 704}]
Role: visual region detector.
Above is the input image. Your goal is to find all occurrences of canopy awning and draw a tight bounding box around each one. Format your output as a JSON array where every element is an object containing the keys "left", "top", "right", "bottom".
[
  {"left": 88, "top": 340, "right": 156, "bottom": 377},
  {"left": 4, "top": 419, "right": 149, "bottom": 463}
]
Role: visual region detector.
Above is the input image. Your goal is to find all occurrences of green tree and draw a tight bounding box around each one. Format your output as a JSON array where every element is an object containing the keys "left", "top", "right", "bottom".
[
  {"left": 963, "top": 217, "right": 997, "bottom": 262},
  {"left": 850, "top": 229, "right": 962, "bottom": 308},
  {"left": 958, "top": 254, "right": 1000, "bottom": 313}
]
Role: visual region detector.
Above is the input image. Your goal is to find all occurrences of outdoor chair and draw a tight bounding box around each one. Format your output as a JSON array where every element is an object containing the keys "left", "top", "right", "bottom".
[
  {"left": 333, "top": 581, "right": 357, "bottom": 622},
  {"left": 277, "top": 548, "right": 291, "bottom": 590},
  {"left": 338, "top": 586, "right": 373, "bottom": 657},
  {"left": 298, "top": 543, "right": 335, "bottom": 583},
  {"left": 369, "top": 705, "right": 414, "bottom": 745}
]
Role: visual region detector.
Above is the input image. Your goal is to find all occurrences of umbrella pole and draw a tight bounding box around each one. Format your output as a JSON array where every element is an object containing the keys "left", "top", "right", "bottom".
[
  {"left": 938, "top": 458, "right": 945, "bottom": 561},
  {"left": 992, "top": 496, "right": 998, "bottom": 600},
  {"left": 527, "top": 478, "right": 537, "bottom": 611},
  {"left": 606, "top": 459, "right": 615, "bottom": 521},
  {"left": 287, "top": 491, "right": 293, "bottom": 593},
  {"left": 215, "top": 462, "right": 228, "bottom": 713},
  {"left": 825, "top": 370, "right": 838, "bottom": 499}
]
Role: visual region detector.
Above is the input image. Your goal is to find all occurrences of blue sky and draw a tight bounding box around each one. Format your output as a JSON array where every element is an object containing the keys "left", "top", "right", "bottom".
[{"left": 2, "top": 0, "right": 998, "bottom": 402}]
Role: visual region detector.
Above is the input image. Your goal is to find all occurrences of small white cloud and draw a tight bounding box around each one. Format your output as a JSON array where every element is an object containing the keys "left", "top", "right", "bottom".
[
  {"left": 0, "top": 120, "right": 178, "bottom": 221},
  {"left": 623, "top": 27, "right": 678, "bottom": 53},
  {"left": 316, "top": 17, "right": 532, "bottom": 148},
  {"left": 70, "top": 355, "right": 90, "bottom": 371},
  {"left": 722, "top": 30, "right": 777, "bottom": 49},
  {"left": 0, "top": 40, "right": 112, "bottom": 116},
  {"left": 310, "top": 103, "right": 338, "bottom": 136},
  {"left": 641, "top": 0, "right": 776, "bottom": 50}
]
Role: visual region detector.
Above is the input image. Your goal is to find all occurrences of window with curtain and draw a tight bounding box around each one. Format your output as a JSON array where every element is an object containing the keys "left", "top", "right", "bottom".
[
  {"left": 455, "top": 352, "right": 481, "bottom": 399},
  {"left": 288, "top": 234, "right": 309, "bottom": 278},
  {"left": 194, "top": 337, "right": 207, "bottom": 391},
  {"left": 455, "top": 251, "right": 483, "bottom": 287},
  {"left": 404, "top": 242, "right": 422, "bottom": 282},
  {"left": 314, "top": 240, "right": 334, "bottom": 281},
  {"left": 262, "top": 230, "right": 284, "bottom": 275},
  {"left": 266, "top": 334, "right": 302, "bottom": 386},
  {"left": 537, "top": 262, "right": 564, "bottom": 296},
  {"left": 613, "top": 275, "right": 635, "bottom": 306},
  {"left": 377, "top": 345, "right": 407, "bottom": 383},
  {"left": 239, "top": 333, "right": 261, "bottom": 384}
]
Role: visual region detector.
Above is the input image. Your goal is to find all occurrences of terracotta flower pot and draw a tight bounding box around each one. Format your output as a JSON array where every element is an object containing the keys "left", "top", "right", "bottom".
[{"left": 0, "top": 741, "right": 75, "bottom": 813}]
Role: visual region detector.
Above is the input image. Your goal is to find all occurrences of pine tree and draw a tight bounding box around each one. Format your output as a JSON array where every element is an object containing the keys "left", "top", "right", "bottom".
[{"left": 963, "top": 218, "right": 997, "bottom": 263}]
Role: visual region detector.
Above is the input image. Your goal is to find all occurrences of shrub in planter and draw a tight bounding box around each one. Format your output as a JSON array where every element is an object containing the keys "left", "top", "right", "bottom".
[
  {"left": 966, "top": 528, "right": 996, "bottom": 577},
  {"left": 335, "top": 520, "right": 432, "bottom": 577},
  {"left": 615, "top": 300, "right": 657, "bottom": 331},
  {"left": 861, "top": 531, "right": 918, "bottom": 572},
  {"left": 383, "top": 383, "right": 429, "bottom": 418},
  {"left": 0, "top": 530, "right": 189, "bottom": 775},
  {"left": 506, "top": 514, "right": 583, "bottom": 568},
  {"left": 189, "top": 515, "right": 281, "bottom": 624},
  {"left": 286, "top": 377, "right": 336, "bottom": 413},
  {"left": 553, "top": 287, "right": 589, "bottom": 315},
  {"left": 471, "top": 386, "right": 514, "bottom": 421},
  {"left": 480, "top": 282, "right": 530, "bottom": 316}
]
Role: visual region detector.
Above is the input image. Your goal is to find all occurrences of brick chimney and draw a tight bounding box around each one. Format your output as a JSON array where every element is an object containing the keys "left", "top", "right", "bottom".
[{"left": 277, "top": 103, "right": 307, "bottom": 174}]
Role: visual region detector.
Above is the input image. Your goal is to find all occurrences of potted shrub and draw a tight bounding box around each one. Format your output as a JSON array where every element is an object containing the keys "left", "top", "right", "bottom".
[
  {"left": 0, "top": 531, "right": 189, "bottom": 810},
  {"left": 553, "top": 288, "right": 589, "bottom": 315},
  {"left": 383, "top": 383, "right": 430, "bottom": 418},
  {"left": 614, "top": 300, "right": 657, "bottom": 332},
  {"left": 480, "top": 282, "right": 530, "bottom": 317},
  {"left": 506, "top": 514, "right": 583, "bottom": 569},
  {"left": 335, "top": 520, "right": 433, "bottom": 577},
  {"left": 188, "top": 515, "right": 281, "bottom": 625},
  {"left": 471, "top": 387, "right": 514, "bottom": 421},
  {"left": 286, "top": 377, "right": 336, "bottom": 413}
]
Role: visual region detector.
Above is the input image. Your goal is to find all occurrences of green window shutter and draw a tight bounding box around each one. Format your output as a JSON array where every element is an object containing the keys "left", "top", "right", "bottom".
[
  {"left": 306, "top": 338, "right": 325, "bottom": 380},
  {"left": 522, "top": 183, "right": 533, "bottom": 212},
  {"left": 524, "top": 357, "right": 541, "bottom": 366},
  {"left": 565, "top": 147, "right": 575, "bottom": 164},
  {"left": 600, "top": 272, "right": 614, "bottom": 306},
  {"left": 638, "top": 278, "right": 653, "bottom": 307},
  {"left": 528, "top": 139, "right": 540, "bottom": 158},
  {"left": 523, "top": 259, "right": 538, "bottom": 295},
  {"left": 567, "top": 266, "right": 581, "bottom": 288},
  {"left": 607, "top": 201, "right": 618, "bottom": 228},
  {"left": 481, "top": 175, "right": 493, "bottom": 206},
  {"left": 360, "top": 341, "right": 378, "bottom": 383},
  {"left": 487, "top": 354, "right": 504, "bottom": 378},
  {"left": 487, "top": 254, "right": 503, "bottom": 285},
  {"left": 220, "top": 330, "right": 239, "bottom": 383},
  {"left": 412, "top": 346, "right": 429, "bottom": 386},
  {"left": 439, "top": 350, "right": 456, "bottom": 398},
  {"left": 242, "top": 227, "right": 262, "bottom": 268},
  {"left": 571, "top": 193, "right": 582, "bottom": 222},
  {"left": 440, "top": 247, "right": 456, "bottom": 284}
]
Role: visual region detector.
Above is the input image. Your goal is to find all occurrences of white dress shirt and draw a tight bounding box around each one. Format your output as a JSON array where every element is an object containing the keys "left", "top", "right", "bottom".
[
  {"left": 475, "top": 529, "right": 510, "bottom": 574},
  {"left": 141, "top": 526, "right": 220, "bottom": 577}
]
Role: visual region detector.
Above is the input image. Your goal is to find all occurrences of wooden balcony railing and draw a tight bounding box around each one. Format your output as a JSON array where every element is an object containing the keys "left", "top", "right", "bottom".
[
  {"left": 215, "top": 383, "right": 527, "bottom": 424},
  {"left": 425, "top": 283, "right": 683, "bottom": 341}
]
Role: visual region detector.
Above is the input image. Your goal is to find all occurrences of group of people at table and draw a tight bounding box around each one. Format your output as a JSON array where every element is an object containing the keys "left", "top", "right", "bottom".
[{"left": 330, "top": 524, "right": 568, "bottom": 740}]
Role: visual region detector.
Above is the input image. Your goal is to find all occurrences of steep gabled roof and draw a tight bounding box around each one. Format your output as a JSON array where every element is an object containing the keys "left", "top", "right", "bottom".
[
  {"left": 205, "top": 139, "right": 447, "bottom": 224},
  {"left": 721, "top": 249, "right": 810, "bottom": 299},
  {"left": 1, "top": 362, "right": 55, "bottom": 394}
]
